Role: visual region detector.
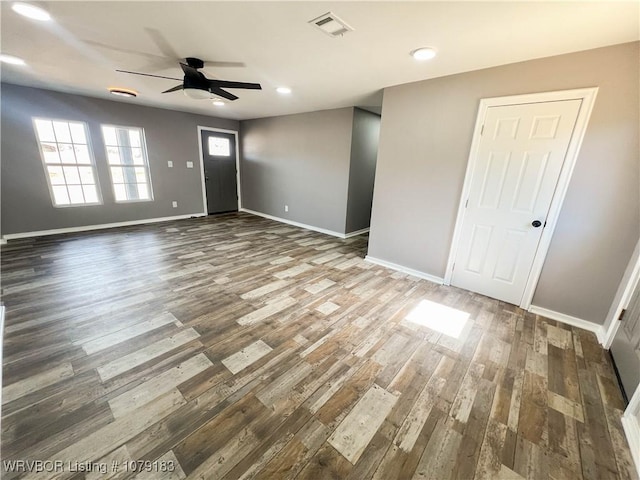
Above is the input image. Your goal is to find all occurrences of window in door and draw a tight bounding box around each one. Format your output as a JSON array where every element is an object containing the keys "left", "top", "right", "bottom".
[
  {"left": 33, "top": 118, "right": 101, "bottom": 207},
  {"left": 102, "top": 125, "right": 153, "bottom": 202},
  {"left": 208, "top": 136, "right": 230, "bottom": 156}
]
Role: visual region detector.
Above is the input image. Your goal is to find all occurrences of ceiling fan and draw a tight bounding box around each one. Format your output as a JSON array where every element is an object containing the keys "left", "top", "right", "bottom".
[{"left": 116, "top": 56, "right": 262, "bottom": 101}]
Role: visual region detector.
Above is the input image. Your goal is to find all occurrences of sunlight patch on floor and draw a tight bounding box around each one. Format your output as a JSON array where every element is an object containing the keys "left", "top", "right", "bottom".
[{"left": 405, "top": 299, "right": 470, "bottom": 339}]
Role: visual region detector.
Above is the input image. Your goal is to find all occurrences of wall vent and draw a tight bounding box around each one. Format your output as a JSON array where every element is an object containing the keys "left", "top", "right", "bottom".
[{"left": 309, "top": 12, "right": 354, "bottom": 37}]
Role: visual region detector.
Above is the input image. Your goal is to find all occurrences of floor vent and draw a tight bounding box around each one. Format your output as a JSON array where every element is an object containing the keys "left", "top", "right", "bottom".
[{"left": 309, "top": 12, "right": 354, "bottom": 37}]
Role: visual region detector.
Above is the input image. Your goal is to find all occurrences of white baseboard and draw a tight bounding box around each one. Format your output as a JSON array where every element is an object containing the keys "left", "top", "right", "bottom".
[
  {"left": 622, "top": 414, "right": 640, "bottom": 479},
  {"left": 1, "top": 213, "right": 207, "bottom": 241},
  {"left": 365, "top": 255, "right": 444, "bottom": 285},
  {"left": 240, "top": 208, "right": 348, "bottom": 239},
  {"left": 345, "top": 228, "right": 370, "bottom": 238},
  {"left": 528, "top": 305, "right": 606, "bottom": 345}
]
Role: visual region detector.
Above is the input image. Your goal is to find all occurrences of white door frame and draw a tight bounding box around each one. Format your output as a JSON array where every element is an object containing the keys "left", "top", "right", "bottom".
[
  {"left": 603, "top": 239, "right": 640, "bottom": 348},
  {"left": 606, "top": 239, "right": 640, "bottom": 477},
  {"left": 196, "top": 126, "right": 242, "bottom": 214},
  {"left": 622, "top": 384, "right": 640, "bottom": 478},
  {"left": 444, "top": 87, "right": 598, "bottom": 309}
]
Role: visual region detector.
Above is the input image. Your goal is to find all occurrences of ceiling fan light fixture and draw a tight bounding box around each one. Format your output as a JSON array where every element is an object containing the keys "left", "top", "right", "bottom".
[
  {"left": 12, "top": 2, "right": 51, "bottom": 21},
  {"left": 183, "top": 88, "right": 212, "bottom": 100},
  {"left": 411, "top": 47, "right": 437, "bottom": 61},
  {"left": 276, "top": 86, "right": 292, "bottom": 95},
  {"left": 0, "top": 54, "right": 26, "bottom": 66},
  {"left": 108, "top": 87, "right": 137, "bottom": 98},
  {"left": 212, "top": 99, "right": 225, "bottom": 106}
]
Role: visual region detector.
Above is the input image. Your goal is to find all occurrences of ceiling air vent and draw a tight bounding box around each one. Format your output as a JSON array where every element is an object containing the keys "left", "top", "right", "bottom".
[{"left": 309, "top": 12, "right": 354, "bottom": 37}]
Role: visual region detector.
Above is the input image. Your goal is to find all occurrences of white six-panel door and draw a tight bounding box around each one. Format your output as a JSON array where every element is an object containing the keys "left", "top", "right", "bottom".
[{"left": 451, "top": 99, "right": 582, "bottom": 305}]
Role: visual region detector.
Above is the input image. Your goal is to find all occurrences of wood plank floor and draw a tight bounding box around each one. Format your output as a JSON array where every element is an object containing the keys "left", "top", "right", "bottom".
[{"left": 1, "top": 212, "right": 636, "bottom": 479}]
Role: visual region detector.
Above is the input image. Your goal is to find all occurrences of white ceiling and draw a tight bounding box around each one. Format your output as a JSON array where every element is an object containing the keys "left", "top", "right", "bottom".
[{"left": 1, "top": 1, "right": 638, "bottom": 120}]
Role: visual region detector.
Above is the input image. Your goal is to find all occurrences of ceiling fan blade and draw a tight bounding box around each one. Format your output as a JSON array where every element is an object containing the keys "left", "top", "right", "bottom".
[
  {"left": 83, "top": 39, "right": 165, "bottom": 60},
  {"left": 204, "top": 61, "right": 246, "bottom": 68},
  {"left": 116, "top": 70, "right": 182, "bottom": 81},
  {"left": 162, "top": 84, "right": 184, "bottom": 94},
  {"left": 85, "top": 39, "right": 177, "bottom": 72},
  {"left": 145, "top": 27, "right": 181, "bottom": 60},
  {"left": 180, "top": 62, "right": 201, "bottom": 79},
  {"left": 210, "top": 80, "right": 262, "bottom": 90},
  {"left": 210, "top": 87, "right": 238, "bottom": 101}
]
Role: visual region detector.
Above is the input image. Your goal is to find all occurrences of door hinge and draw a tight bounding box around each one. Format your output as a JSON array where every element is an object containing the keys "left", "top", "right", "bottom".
[
  {"left": 619, "top": 308, "right": 627, "bottom": 321},
  {"left": 465, "top": 199, "right": 469, "bottom": 208},
  {"left": 480, "top": 124, "right": 484, "bottom": 135},
  {"left": 452, "top": 262, "right": 456, "bottom": 271}
]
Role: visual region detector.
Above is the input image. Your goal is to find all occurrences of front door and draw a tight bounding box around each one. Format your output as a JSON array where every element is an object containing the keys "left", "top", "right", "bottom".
[
  {"left": 451, "top": 99, "right": 582, "bottom": 305},
  {"left": 612, "top": 277, "right": 640, "bottom": 399},
  {"left": 200, "top": 130, "right": 238, "bottom": 214}
]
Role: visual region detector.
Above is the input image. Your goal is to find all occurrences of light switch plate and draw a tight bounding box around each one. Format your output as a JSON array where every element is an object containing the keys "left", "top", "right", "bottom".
[
  {"left": 167, "top": 161, "right": 173, "bottom": 168},
  {"left": 186, "top": 161, "right": 194, "bottom": 168}
]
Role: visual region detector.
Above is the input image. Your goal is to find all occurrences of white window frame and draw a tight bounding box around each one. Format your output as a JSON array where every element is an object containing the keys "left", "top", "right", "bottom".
[
  {"left": 101, "top": 124, "right": 154, "bottom": 203},
  {"left": 32, "top": 118, "right": 102, "bottom": 208}
]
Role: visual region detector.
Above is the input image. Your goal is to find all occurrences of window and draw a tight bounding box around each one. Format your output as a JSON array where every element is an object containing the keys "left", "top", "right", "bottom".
[
  {"left": 208, "top": 136, "right": 230, "bottom": 156},
  {"left": 102, "top": 125, "right": 153, "bottom": 202},
  {"left": 33, "top": 118, "right": 101, "bottom": 206}
]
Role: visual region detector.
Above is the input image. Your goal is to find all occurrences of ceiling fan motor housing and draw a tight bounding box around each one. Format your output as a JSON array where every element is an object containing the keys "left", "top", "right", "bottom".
[
  {"left": 185, "top": 57, "right": 205, "bottom": 69},
  {"left": 183, "top": 74, "right": 211, "bottom": 93}
]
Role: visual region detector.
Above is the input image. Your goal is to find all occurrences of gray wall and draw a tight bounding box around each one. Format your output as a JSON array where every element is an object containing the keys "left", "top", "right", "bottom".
[
  {"left": 240, "top": 108, "right": 354, "bottom": 234},
  {"left": 1, "top": 83, "right": 238, "bottom": 236},
  {"left": 345, "top": 108, "right": 380, "bottom": 233},
  {"left": 368, "top": 42, "right": 639, "bottom": 325}
]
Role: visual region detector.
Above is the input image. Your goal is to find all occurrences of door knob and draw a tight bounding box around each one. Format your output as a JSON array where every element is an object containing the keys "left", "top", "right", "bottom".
[{"left": 531, "top": 220, "right": 542, "bottom": 228}]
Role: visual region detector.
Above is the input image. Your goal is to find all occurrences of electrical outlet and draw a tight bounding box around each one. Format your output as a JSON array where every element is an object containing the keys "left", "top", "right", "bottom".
[
  {"left": 172, "top": 201, "right": 178, "bottom": 208},
  {"left": 167, "top": 161, "right": 173, "bottom": 168},
  {"left": 284, "top": 205, "right": 289, "bottom": 212}
]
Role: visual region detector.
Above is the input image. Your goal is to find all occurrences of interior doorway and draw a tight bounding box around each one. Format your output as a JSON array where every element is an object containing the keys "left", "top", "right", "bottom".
[
  {"left": 445, "top": 88, "right": 598, "bottom": 308},
  {"left": 197, "top": 127, "right": 240, "bottom": 214}
]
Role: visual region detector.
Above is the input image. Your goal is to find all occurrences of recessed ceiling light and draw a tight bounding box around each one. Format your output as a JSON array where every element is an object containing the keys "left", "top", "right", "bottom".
[
  {"left": 12, "top": 2, "right": 51, "bottom": 21},
  {"left": 411, "top": 47, "right": 437, "bottom": 61},
  {"left": 0, "top": 54, "right": 26, "bottom": 66},
  {"left": 276, "top": 87, "right": 292, "bottom": 95},
  {"left": 212, "top": 99, "right": 225, "bottom": 106},
  {"left": 108, "top": 87, "right": 137, "bottom": 98}
]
